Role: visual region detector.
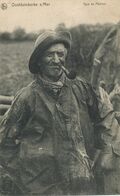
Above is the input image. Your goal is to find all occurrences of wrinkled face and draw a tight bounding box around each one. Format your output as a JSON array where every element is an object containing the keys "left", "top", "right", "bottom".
[{"left": 39, "top": 43, "right": 67, "bottom": 81}]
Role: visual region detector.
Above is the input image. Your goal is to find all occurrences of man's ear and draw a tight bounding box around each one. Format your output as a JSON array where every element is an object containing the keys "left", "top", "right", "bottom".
[
  {"left": 37, "top": 61, "right": 41, "bottom": 67},
  {"left": 64, "top": 48, "right": 68, "bottom": 62},
  {"left": 37, "top": 61, "right": 43, "bottom": 74}
]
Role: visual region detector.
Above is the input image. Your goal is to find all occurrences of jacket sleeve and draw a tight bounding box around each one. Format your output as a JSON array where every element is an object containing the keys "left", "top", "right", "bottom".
[
  {"left": 0, "top": 88, "right": 32, "bottom": 148},
  {"left": 86, "top": 84, "right": 120, "bottom": 156}
]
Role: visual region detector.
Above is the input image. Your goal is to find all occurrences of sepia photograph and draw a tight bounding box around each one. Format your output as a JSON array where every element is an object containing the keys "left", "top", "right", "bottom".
[{"left": 0, "top": 0, "right": 120, "bottom": 194}]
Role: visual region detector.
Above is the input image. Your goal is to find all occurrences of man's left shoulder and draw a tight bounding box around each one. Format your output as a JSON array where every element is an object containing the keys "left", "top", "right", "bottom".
[{"left": 73, "top": 76, "right": 91, "bottom": 90}]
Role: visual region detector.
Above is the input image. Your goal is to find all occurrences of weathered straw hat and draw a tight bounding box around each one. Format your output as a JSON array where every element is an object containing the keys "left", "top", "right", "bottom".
[{"left": 29, "top": 29, "right": 72, "bottom": 73}]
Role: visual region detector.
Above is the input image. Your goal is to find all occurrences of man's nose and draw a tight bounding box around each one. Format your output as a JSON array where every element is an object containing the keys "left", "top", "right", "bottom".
[{"left": 53, "top": 53, "right": 60, "bottom": 63}]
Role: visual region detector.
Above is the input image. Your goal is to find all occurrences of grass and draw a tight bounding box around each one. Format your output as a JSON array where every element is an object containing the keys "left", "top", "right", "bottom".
[{"left": 0, "top": 41, "right": 34, "bottom": 95}]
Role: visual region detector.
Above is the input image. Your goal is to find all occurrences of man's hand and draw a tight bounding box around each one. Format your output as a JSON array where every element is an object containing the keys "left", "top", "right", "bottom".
[
  {"left": 100, "top": 147, "right": 115, "bottom": 171},
  {"left": 109, "top": 83, "right": 120, "bottom": 101},
  {"left": 115, "top": 112, "right": 120, "bottom": 124}
]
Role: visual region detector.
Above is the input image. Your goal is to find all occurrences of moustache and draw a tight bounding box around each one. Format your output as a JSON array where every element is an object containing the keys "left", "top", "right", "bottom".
[
  {"left": 49, "top": 61, "right": 63, "bottom": 67},
  {"left": 49, "top": 62, "right": 76, "bottom": 79}
]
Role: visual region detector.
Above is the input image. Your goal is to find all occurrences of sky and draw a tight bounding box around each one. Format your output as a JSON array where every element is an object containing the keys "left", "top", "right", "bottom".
[{"left": 0, "top": 0, "right": 120, "bottom": 32}]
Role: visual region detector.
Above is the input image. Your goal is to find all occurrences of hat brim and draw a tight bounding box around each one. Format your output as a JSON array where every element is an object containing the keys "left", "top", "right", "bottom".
[{"left": 29, "top": 36, "right": 71, "bottom": 74}]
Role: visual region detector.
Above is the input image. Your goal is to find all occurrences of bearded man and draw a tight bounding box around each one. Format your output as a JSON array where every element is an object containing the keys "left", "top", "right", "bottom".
[{"left": 0, "top": 29, "right": 120, "bottom": 195}]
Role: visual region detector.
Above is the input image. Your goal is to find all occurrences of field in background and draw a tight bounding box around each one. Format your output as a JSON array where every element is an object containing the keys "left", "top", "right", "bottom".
[{"left": 0, "top": 42, "right": 33, "bottom": 95}]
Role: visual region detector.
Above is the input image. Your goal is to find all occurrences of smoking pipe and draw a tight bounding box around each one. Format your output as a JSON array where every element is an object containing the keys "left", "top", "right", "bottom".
[{"left": 61, "top": 66, "right": 76, "bottom": 79}]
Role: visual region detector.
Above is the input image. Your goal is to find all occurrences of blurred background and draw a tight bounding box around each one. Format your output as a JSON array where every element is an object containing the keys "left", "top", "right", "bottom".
[{"left": 0, "top": 0, "right": 120, "bottom": 96}]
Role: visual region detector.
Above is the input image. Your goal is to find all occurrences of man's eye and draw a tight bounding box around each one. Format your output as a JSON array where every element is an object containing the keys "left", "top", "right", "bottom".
[
  {"left": 58, "top": 53, "right": 64, "bottom": 57},
  {"left": 47, "top": 54, "right": 53, "bottom": 57}
]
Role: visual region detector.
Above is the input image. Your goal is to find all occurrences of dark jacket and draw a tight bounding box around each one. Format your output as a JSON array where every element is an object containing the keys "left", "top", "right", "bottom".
[{"left": 0, "top": 76, "right": 119, "bottom": 194}]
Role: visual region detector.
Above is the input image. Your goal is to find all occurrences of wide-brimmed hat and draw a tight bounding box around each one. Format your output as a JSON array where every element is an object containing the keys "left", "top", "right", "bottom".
[{"left": 29, "top": 29, "right": 72, "bottom": 74}]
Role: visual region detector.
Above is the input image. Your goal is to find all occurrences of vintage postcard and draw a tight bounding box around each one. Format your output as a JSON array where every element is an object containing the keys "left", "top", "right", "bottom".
[{"left": 0, "top": 0, "right": 120, "bottom": 195}]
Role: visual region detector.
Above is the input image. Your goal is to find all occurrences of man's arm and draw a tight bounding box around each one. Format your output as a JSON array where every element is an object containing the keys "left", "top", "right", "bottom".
[
  {"left": 0, "top": 89, "right": 31, "bottom": 148},
  {"left": 86, "top": 84, "right": 120, "bottom": 170}
]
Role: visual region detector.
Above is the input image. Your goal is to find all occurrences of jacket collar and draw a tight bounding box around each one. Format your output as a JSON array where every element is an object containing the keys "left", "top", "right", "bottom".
[{"left": 35, "top": 73, "right": 69, "bottom": 97}]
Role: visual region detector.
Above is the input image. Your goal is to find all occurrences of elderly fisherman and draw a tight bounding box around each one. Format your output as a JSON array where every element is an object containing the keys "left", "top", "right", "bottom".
[{"left": 0, "top": 29, "right": 120, "bottom": 195}]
